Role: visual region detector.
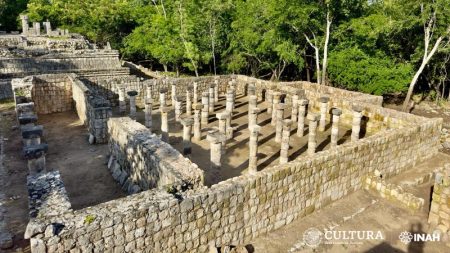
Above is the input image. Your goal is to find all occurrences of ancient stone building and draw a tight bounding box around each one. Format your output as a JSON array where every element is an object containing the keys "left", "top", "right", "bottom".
[{"left": 0, "top": 17, "right": 448, "bottom": 253}]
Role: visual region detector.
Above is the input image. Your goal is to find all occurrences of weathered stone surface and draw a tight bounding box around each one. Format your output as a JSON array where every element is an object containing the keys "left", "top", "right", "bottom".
[
  {"left": 23, "top": 144, "right": 48, "bottom": 159},
  {"left": 107, "top": 117, "right": 204, "bottom": 193},
  {"left": 27, "top": 171, "right": 71, "bottom": 218}
]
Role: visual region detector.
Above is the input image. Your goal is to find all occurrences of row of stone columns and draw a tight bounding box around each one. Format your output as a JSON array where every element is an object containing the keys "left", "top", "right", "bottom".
[
  {"left": 125, "top": 83, "right": 365, "bottom": 174},
  {"left": 16, "top": 102, "right": 48, "bottom": 175}
]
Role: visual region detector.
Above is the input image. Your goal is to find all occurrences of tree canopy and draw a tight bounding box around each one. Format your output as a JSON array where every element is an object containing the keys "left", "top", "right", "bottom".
[{"left": 2, "top": 0, "right": 450, "bottom": 99}]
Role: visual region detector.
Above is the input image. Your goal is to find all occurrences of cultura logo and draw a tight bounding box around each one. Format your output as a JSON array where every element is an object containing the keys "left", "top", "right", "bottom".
[{"left": 303, "top": 227, "right": 323, "bottom": 248}]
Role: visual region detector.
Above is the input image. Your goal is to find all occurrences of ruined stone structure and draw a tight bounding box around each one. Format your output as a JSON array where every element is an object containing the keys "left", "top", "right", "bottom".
[{"left": 0, "top": 21, "right": 447, "bottom": 253}]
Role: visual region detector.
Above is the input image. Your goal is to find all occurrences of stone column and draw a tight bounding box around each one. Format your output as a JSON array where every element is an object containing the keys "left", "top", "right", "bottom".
[
  {"left": 226, "top": 90, "right": 234, "bottom": 113},
  {"left": 145, "top": 86, "right": 153, "bottom": 130},
  {"left": 186, "top": 86, "right": 193, "bottom": 116},
  {"left": 146, "top": 85, "right": 153, "bottom": 104},
  {"left": 24, "top": 144, "right": 48, "bottom": 175},
  {"left": 127, "top": 91, "right": 138, "bottom": 120},
  {"left": 248, "top": 107, "right": 261, "bottom": 129},
  {"left": 319, "top": 96, "right": 329, "bottom": 132},
  {"left": 34, "top": 22, "right": 41, "bottom": 36},
  {"left": 207, "top": 131, "right": 226, "bottom": 170},
  {"left": 171, "top": 82, "right": 176, "bottom": 108},
  {"left": 224, "top": 111, "right": 233, "bottom": 140},
  {"left": 22, "top": 125, "right": 43, "bottom": 147},
  {"left": 160, "top": 106, "right": 171, "bottom": 142},
  {"left": 216, "top": 112, "right": 228, "bottom": 149},
  {"left": 159, "top": 88, "right": 168, "bottom": 107},
  {"left": 193, "top": 82, "right": 199, "bottom": 103},
  {"left": 209, "top": 84, "right": 215, "bottom": 113},
  {"left": 214, "top": 79, "right": 219, "bottom": 102},
  {"left": 291, "top": 94, "right": 299, "bottom": 123},
  {"left": 18, "top": 114, "right": 38, "bottom": 127},
  {"left": 248, "top": 83, "right": 256, "bottom": 97},
  {"left": 201, "top": 92, "right": 210, "bottom": 125},
  {"left": 145, "top": 99, "right": 153, "bottom": 130},
  {"left": 297, "top": 99, "right": 309, "bottom": 137},
  {"left": 307, "top": 113, "right": 320, "bottom": 155},
  {"left": 174, "top": 96, "right": 183, "bottom": 122},
  {"left": 266, "top": 90, "right": 273, "bottom": 115},
  {"left": 181, "top": 117, "right": 194, "bottom": 156},
  {"left": 118, "top": 87, "right": 126, "bottom": 114},
  {"left": 193, "top": 103, "right": 202, "bottom": 141},
  {"left": 351, "top": 105, "right": 363, "bottom": 142},
  {"left": 44, "top": 21, "right": 52, "bottom": 35},
  {"left": 271, "top": 92, "right": 282, "bottom": 125},
  {"left": 331, "top": 108, "right": 342, "bottom": 148},
  {"left": 248, "top": 95, "right": 258, "bottom": 116},
  {"left": 248, "top": 125, "right": 261, "bottom": 174},
  {"left": 20, "top": 15, "right": 29, "bottom": 34},
  {"left": 280, "top": 120, "right": 292, "bottom": 164},
  {"left": 275, "top": 103, "right": 286, "bottom": 143}
]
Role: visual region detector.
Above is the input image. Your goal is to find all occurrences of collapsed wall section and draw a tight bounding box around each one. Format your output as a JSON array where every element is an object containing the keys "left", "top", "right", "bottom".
[
  {"left": 107, "top": 117, "right": 204, "bottom": 194},
  {"left": 27, "top": 102, "right": 442, "bottom": 252}
]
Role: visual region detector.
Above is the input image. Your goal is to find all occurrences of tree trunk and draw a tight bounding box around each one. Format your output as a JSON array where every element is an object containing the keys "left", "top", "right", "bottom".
[
  {"left": 305, "top": 54, "right": 311, "bottom": 82},
  {"left": 315, "top": 46, "right": 321, "bottom": 85},
  {"left": 210, "top": 19, "right": 217, "bottom": 76},
  {"left": 321, "top": 12, "right": 332, "bottom": 85},
  {"left": 163, "top": 64, "right": 168, "bottom": 72},
  {"left": 402, "top": 36, "right": 443, "bottom": 111}
]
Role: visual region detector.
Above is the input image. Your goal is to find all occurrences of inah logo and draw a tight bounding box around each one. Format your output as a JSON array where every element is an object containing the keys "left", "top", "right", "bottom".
[
  {"left": 303, "top": 227, "right": 323, "bottom": 247},
  {"left": 399, "top": 231, "right": 413, "bottom": 244},
  {"left": 398, "top": 231, "right": 440, "bottom": 244}
]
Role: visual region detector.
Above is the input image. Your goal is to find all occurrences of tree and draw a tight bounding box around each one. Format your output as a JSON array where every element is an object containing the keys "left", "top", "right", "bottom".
[
  {"left": 0, "top": 0, "right": 29, "bottom": 31},
  {"left": 402, "top": 1, "right": 450, "bottom": 111},
  {"left": 227, "top": 0, "right": 303, "bottom": 80}
]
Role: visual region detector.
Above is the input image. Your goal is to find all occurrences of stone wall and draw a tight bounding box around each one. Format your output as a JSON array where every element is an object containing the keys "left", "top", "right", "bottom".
[
  {"left": 428, "top": 164, "right": 450, "bottom": 241},
  {"left": 0, "top": 51, "right": 126, "bottom": 78},
  {"left": 26, "top": 171, "right": 71, "bottom": 219},
  {"left": 32, "top": 75, "right": 73, "bottom": 114},
  {"left": 25, "top": 171, "right": 72, "bottom": 253},
  {"left": 236, "top": 75, "right": 383, "bottom": 106},
  {"left": 364, "top": 173, "right": 425, "bottom": 210},
  {"left": 12, "top": 74, "right": 73, "bottom": 114},
  {"left": 0, "top": 34, "right": 100, "bottom": 51},
  {"left": 71, "top": 76, "right": 112, "bottom": 144},
  {"left": 28, "top": 107, "right": 442, "bottom": 252},
  {"left": 0, "top": 79, "right": 13, "bottom": 100},
  {"left": 107, "top": 117, "right": 204, "bottom": 194}
]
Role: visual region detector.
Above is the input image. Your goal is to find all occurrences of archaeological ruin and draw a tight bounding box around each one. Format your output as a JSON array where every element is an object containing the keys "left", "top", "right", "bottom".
[{"left": 0, "top": 16, "right": 449, "bottom": 253}]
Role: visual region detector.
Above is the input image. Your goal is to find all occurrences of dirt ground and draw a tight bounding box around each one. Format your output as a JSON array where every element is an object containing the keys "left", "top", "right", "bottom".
[{"left": 0, "top": 100, "right": 125, "bottom": 252}]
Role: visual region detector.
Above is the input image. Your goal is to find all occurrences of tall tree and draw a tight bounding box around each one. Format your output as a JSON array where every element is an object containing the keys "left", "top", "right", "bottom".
[{"left": 401, "top": 0, "right": 450, "bottom": 111}]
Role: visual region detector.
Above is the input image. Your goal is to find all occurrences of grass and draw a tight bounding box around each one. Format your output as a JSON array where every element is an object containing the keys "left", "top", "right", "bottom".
[{"left": 0, "top": 99, "right": 15, "bottom": 111}]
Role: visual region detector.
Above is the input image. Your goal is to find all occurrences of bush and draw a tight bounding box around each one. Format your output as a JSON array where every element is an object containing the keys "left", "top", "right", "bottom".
[{"left": 327, "top": 47, "right": 413, "bottom": 95}]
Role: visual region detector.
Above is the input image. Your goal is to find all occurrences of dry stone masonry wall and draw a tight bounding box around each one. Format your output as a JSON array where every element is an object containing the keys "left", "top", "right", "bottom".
[
  {"left": 26, "top": 76, "right": 442, "bottom": 252},
  {"left": 70, "top": 76, "right": 112, "bottom": 144},
  {"left": 107, "top": 117, "right": 204, "bottom": 194},
  {"left": 428, "top": 164, "right": 450, "bottom": 244}
]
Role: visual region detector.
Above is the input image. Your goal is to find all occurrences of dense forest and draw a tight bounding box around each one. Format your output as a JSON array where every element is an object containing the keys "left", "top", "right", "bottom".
[{"left": 1, "top": 0, "right": 450, "bottom": 107}]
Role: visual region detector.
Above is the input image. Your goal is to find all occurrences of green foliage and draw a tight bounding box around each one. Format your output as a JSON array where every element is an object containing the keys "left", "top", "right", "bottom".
[
  {"left": 11, "top": 0, "right": 449, "bottom": 97},
  {"left": 328, "top": 47, "right": 413, "bottom": 95},
  {"left": 84, "top": 214, "right": 96, "bottom": 225},
  {"left": 0, "top": 0, "right": 29, "bottom": 31},
  {"left": 27, "top": 0, "right": 137, "bottom": 47}
]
